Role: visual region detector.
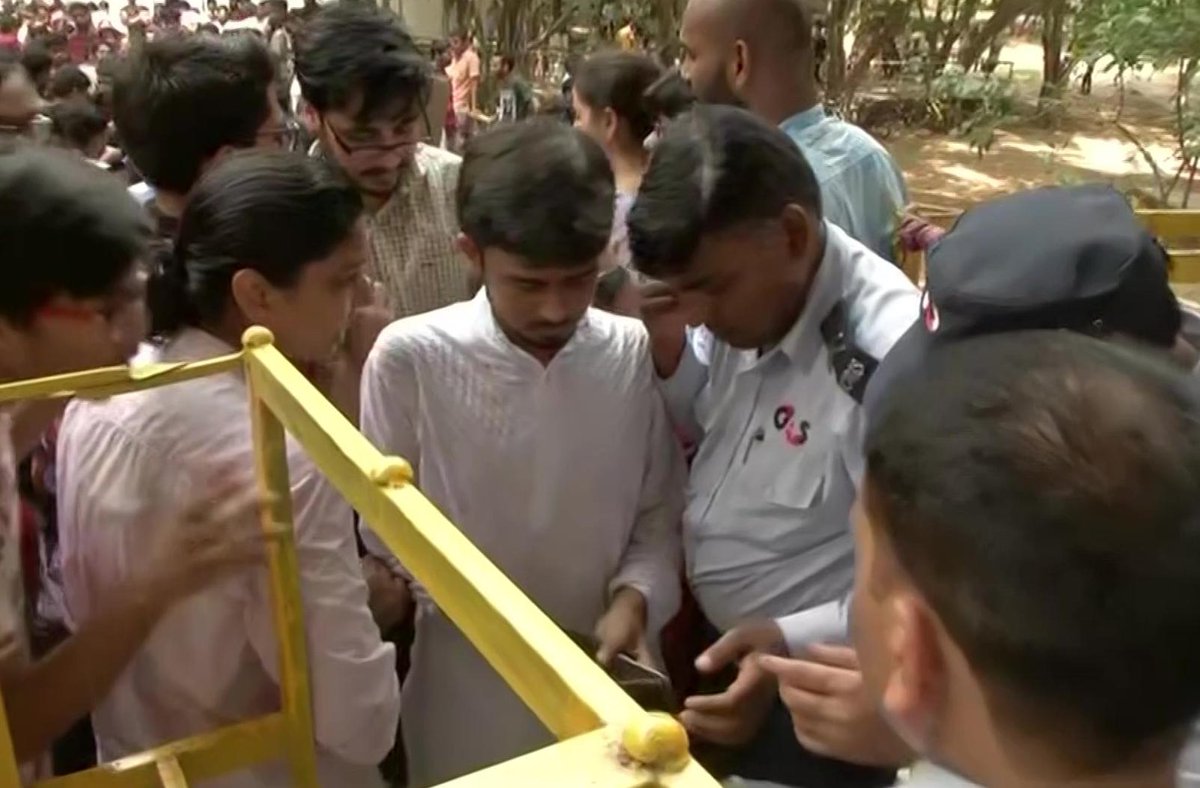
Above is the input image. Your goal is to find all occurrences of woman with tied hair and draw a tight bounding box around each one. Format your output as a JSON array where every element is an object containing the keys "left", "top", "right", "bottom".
[
  {"left": 572, "top": 50, "right": 663, "bottom": 273},
  {"left": 57, "top": 151, "right": 402, "bottom": 788}
]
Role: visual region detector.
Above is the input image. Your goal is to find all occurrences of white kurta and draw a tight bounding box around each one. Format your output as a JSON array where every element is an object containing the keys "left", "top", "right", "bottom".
[
  {"left": 360, "top": 292, "right": 685, "bottom": 787},
  {"left": 57, "top": 329, "right": 400, "bottom": 788}
]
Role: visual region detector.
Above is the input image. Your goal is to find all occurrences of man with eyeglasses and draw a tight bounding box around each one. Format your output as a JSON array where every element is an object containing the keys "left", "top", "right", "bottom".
[
  {"left": 113, "top": 32, "right": 295, "bottom": 243},
  {"left": 295, "top": 2, "right": 470, "bottom": 319}
]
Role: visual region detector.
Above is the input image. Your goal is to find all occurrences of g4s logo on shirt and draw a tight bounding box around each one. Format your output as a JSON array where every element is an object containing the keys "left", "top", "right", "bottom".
[{"left": 773, "top": 404, "right": 810, "bottom": 447}]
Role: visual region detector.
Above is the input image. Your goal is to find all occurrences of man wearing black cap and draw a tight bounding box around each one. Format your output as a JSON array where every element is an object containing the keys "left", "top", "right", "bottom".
[
  {"left": 761, "top": 183, "right": 1192, "bottom": 786},
  {"left": 629, "top": 105, "right": 919, "bottom": 785},
  {"left": 865, "top": 183, "right": 1183, "bottom": 412}
]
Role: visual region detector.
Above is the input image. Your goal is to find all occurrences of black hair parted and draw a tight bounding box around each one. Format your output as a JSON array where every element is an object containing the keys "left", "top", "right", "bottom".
[
  {"left": 642, "top": 70, "right": 694, "bottom": 122},
  {"left": 866, "top": 330, "right": 1200, "bottom": 766},
  {"left": 294, "top": 1, "right": 430, "bottom": 123},
  {"left": 574, "top": 50, "right": 663, "bottom": 144},
  {"left": 0, "top": 146, "right": 150, "bottom": 323},
  {"left": 113, "top": 32, "right": 275, "bottom": 194},
  {"left": 457, "top": 120, "right": 615, "bottom": 268},
  {"left": 627, "top": 104, "right": 822, "bottom": 278},
  {"left": 147, "top": 151, "right": 363, "bottom": 339}
]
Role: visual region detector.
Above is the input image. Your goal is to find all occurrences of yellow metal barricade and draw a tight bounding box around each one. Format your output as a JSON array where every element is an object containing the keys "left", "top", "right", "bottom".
[
  {"left": 0, "top": 327, "right": 720, "bottom": 788},
  {"left": 896, "top": 205, "right": 1200, "bottom": 286}
]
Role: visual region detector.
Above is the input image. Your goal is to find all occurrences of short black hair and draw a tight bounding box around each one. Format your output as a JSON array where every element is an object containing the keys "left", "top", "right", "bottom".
[
  {"left": 574, "top": 50, "right": 664, "bottom": 143},
  {"left": 49, "top": 98, "right": 108, "bottom": 150},
  {"left": 627, "top": 104, "right": 822, "bottom": 277},
  {"left": 294, "top": 2, "right": 430, "bottom": 123},
  {"left": 643, "top": 70, "right": 695, "bottom": 121},
  {"left": 457, "top": 120, "right": 614, "bottom": 268},
  {"left": 498, "top": 53, "right": 515, "bottom": 71},
  {"left": 0, "top": 147, "right": 149, "bottom": 323},
  {"left": 866, "top": 330, "right": 1200, "bottom": 767},
  {"left": 148, "top": 151, "right": 362, "bottom": 338},
  {"left": 0, "top": 13, "right": 18, "bottom": 33},
  {"left": 113, "top": 32, "right": 275, "bottom": 194},
  {"left": 20, "top": 41, "right": 52, "bottom": 86},
  {"left": 48, "top": 63, "right": 91, "bottom": 99}
]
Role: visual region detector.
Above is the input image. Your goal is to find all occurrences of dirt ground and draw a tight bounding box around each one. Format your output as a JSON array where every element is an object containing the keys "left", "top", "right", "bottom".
[{"left": 881, "top": 41, "right": 1189, "bottom": 212}]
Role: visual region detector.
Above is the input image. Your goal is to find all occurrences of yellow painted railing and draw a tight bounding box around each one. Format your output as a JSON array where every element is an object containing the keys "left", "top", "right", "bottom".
[
  {"left": 0, "top": 327, "right": 719, "bottom": 788},
  {"left": 898, "top": 206, "right": 1200, "bottom": 284}
]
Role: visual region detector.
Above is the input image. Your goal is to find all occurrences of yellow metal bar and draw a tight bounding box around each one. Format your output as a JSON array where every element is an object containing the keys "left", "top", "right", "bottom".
[
  {"left": 243, "top": 331, "right": 319, "bottom": 788},
  {"left": 0, "top": 688, "right": 21, "bottom": 788},
  {"left": 153, "top": 758, "right": 186, "bottom": 788},
  {"left": 1168, "top": 252, "right": 1200, "bottom": 283},
  {"left": 241, "top": 339, "right": 642, "bottom": 739},
  {"left": 1140, "top": 209, "right": 1200, "bottom": 240},
  {"left": 0, "top": 354, "right": 244, "bottom": 404},
  {"left": 36, "top": 713, "right": 288, "bottom": 788},
  {"left": 436, "top": 725, "right": 719, "bottom": 788}
]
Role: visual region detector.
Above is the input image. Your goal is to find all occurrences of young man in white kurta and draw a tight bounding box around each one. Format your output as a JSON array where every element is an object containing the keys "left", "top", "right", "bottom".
[{"left": 359, "top": 120, "right": 685, "bottom": 787}]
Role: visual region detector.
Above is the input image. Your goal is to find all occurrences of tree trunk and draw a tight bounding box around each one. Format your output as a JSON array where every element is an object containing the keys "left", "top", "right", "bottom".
[
  {"left": 1038, "top": 0, "right": 1066, "bottom": 102},
  {"left": 824, "top": 0, "right": 854, "bottom": 100},
  {"left": 956, "top": 0, "right": 1036, "bottom": 71},
  {"left": 839, "top": 0, "right": 909, "bottom": 106}
]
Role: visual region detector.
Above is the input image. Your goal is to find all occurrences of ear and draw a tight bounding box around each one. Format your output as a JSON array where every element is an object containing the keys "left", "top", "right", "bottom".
[
  {"left": 880, "top": 595, "right": 944, "bottom": 754},
  {"left": 602, "top": 107, "right": 620, "bottom": 146},
  {"left": 780, "top": 203, "right": 819, "bottom": 261},
  {"left": 230, "top": 267, "right": 275, "bottom": 325},
  {"left": 457, "top": 232, "right": 483, "bottom": 273},
  {"left": 731, "top": 38, "right": 751, "bottom": 94},
  {"left": 301, "top": 101, "right": 320, "bottom": 134}
]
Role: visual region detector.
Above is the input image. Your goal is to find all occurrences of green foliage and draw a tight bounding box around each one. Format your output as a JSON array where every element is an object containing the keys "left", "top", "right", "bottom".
[
  {"left": 1072, "top": 0, "right": 1200, "bottom": 74},
  {"left": 1071, "top": 0, "right": 1199, "bottom": 205},
  {"left": 929, "top": 66, "right": 1017, "bottom": 156}
]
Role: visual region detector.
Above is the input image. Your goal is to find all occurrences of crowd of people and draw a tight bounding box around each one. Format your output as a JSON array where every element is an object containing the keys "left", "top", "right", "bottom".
[{"left": 2, "top": 0, "right": 1200, "bottom": 787}]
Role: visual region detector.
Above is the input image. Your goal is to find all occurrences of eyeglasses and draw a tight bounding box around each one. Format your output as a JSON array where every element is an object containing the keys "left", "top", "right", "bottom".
[{"left": 323, "top": 111, "right": 429, "bottom": 157}]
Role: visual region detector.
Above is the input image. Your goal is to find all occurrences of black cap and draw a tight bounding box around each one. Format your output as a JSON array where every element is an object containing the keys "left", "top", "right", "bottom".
[{"left": 865, "top": 184, "right": 1181, "bottom": 418}]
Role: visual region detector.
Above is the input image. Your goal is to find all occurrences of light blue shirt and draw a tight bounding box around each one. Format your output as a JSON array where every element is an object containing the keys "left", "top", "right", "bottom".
[
  {"left": 659, "top": 223, "right": 918, "bottom": 639},
  {"left": 780, "top": 106, "right": 908, "bottom": 261}
]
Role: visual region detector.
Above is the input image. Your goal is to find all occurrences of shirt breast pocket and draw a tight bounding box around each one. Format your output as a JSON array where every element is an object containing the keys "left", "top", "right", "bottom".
[{"left": 736, "top": 435, "right": 847, "bottom": 552}]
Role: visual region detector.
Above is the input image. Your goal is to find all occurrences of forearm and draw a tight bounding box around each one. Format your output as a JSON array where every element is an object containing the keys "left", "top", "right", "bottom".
[{"left": 3, "top": 576, "right": 166, "bottom": 761}]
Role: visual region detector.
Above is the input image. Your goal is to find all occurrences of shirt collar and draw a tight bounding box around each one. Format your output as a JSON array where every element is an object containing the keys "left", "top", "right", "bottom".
[
  {"left": 779, "top": 104, "right": 827, "bottom": 135},
  {"left": 764, "top": 220, "right": 845, "bottom": 366},
  {"left": 471, "top": 288, "right": 595, "bottom": 367}
]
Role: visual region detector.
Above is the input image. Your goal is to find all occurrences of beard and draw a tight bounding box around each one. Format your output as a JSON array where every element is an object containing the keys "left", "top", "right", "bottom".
[{"left": 693, "top": 70, "right": 745, "bottom": 108}]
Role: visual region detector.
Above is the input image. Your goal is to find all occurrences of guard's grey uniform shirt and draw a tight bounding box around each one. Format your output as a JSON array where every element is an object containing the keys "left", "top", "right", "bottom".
[{"left": 659, "top": 222, "right": 918, "bottom": 649}]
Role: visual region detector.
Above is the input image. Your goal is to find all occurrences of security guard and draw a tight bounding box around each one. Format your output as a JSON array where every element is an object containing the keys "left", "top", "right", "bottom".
[{"left": 627, "top": 105, "right": 918, "bottom": 786}]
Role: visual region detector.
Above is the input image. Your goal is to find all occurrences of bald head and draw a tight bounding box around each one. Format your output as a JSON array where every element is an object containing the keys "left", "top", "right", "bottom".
[{"left": 679, "top": 0, "right": 816, "bottom": 117}]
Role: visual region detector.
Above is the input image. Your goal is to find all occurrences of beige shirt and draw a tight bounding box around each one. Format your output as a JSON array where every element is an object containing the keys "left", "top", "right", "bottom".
[{"left": 367, "top": 144, "right": 472, "bottom": 319}]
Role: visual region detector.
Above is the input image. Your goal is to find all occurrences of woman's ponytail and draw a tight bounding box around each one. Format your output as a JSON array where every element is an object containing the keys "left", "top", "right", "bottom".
[{"left": 145, "top": 243, "right": 198, "bottom": 340}]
